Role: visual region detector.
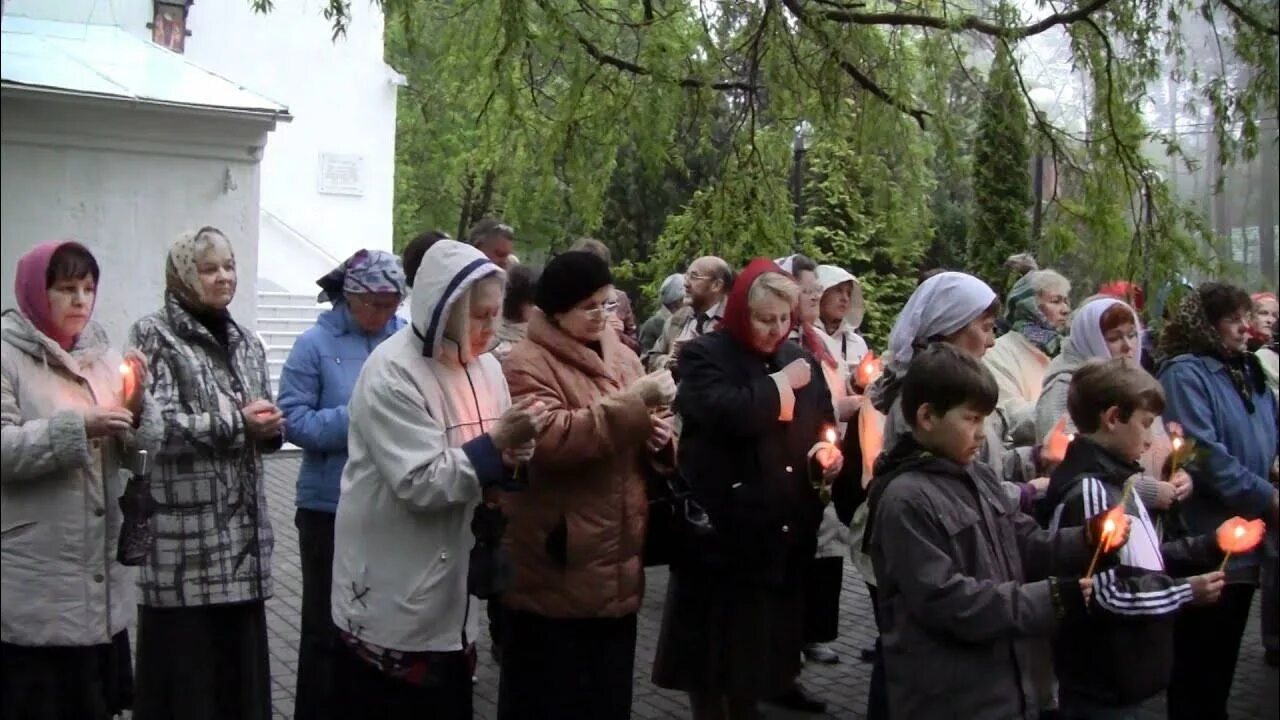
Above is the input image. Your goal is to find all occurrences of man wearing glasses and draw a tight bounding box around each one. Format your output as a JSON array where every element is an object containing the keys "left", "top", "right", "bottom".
[{"left": 646, "top": 256, "right": 733, "bottom": 374}]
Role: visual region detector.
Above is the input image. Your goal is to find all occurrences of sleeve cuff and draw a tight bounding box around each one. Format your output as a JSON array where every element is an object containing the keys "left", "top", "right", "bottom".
[
  {"left": 50, "top": 409, "right": 92, "bottom": 468},
  {"left": 770, "top": 372, "right": 796, "bottom": 422},
  {"left": 1134, "top": 476, "right": 1163, "bottom": 509},
  {"left": 463, "top": 434, "right": 507, "bottom": 490}
]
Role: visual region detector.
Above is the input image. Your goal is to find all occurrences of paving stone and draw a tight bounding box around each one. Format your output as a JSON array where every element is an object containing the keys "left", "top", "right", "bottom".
[{"left": 262, "top": 454, "right": 1280, "bottom": 719}]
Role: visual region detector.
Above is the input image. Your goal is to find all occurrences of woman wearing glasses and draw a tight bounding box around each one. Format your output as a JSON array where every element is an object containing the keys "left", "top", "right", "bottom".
[
  {"left": 498, "top": 251, "right": 677, "bottom": 719},
  {"left": 276, "top": 249, "right": 406, "bottom": 720}
]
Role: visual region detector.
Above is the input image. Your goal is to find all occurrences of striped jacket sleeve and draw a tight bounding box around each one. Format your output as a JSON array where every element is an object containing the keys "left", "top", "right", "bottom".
[{"left": 1071, "top": 476, "right": 1195, "bottom": 617}]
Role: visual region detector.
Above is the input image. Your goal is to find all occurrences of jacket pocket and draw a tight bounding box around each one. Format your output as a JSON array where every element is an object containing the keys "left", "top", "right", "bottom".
[
  {"left": 0, "top": 520, "right": 38, "bottom": 539},
  {"left": 544, "top": 513, "right": 568, "bottom": 569}
]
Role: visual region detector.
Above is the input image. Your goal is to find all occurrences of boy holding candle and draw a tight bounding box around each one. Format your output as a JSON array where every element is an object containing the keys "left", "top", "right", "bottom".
[
  {"left": 867, "top": 344, "right": 1122, "bottom": 720},
  {"left": 1042, "top": 358, "right": 1227, "bottom": 718}
]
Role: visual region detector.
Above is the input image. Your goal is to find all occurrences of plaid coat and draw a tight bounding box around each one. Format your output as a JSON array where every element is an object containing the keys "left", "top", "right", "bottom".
[{"left": 128, "top": 294, "right": 278, "bottom": 607}]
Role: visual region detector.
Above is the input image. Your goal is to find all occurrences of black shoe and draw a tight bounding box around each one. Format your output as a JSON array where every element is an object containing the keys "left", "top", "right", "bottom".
[
  {"left": 766, "top": 684, "right": 827, "bottom": 714},
  {"left": 1266, "top": 648, "right": 1279, "bottom": 667}
]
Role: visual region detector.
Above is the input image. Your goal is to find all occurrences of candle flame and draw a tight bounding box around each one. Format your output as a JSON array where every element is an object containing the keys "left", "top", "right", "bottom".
[
  {"left": 1235, "top": 526, "right": 1245, "bottom": 538},
  {"left": 824, "top": 427, "right": 837, "bottom": 445},
  {"left": 1172, "top": 437, "right": 1184, "bottom": 451},
  {"left": 1103, "top": 518, "right": 1115, "bottom": 535},
  {"left": 119, "top": 362, "right": 130, "bottom": 374}
]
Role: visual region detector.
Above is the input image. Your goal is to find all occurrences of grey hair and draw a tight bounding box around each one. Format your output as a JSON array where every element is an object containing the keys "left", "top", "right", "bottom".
[{"left": 1029, "top": 269, "right": 1071, "bottom": 297}]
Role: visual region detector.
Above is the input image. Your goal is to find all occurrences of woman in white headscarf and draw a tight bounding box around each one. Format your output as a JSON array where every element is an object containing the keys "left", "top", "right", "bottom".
[{"left": 1035, "top": 296, "right": 1182, "bottom": 517}]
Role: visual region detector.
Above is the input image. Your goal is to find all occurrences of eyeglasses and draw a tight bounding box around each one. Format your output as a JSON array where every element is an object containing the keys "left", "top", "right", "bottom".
[
  {"left": 687, "top": 271, "right": 713, "bottom": 282},
  {"left": 580, "top": 300, "right": 620, "bottom": 319},
  {"left": 350, "top": 296, "right": 403, "bottom": 313}
]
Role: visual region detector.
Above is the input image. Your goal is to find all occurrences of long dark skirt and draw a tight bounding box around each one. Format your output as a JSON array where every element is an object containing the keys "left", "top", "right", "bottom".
[
  {"left": 802, "top": 556, "right": 844, "bottom": 644},
  {"left": 0, "top": 630, "right": 132, "bottom": 720},
  {"left": 330, "top": 639, "right": 472, "bottom": 720},
  {"left": 497, "top": 610, "right": 637, "bottom": 720},
  {"left": 133, "top": 601, "right": 271, "bottom": 720},
  {"left": 295, "top": 509, "right": 337, "bottom": 720},
  {"left": 652, "top": 567, "right": 804, "bottom": 700}
]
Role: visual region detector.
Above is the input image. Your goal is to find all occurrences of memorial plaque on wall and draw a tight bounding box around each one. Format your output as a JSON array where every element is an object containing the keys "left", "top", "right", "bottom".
[{"left": 318, "top": 153, "right": 364, "bottom": 196}]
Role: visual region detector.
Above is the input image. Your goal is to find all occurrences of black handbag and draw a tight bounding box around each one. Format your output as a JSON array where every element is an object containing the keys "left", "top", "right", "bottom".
[
  {"left": 116, "top": 450, "right": 156, "bottom": 566},
  {"left": 644, "top": 449, "right": 714, "bottom": 567}
]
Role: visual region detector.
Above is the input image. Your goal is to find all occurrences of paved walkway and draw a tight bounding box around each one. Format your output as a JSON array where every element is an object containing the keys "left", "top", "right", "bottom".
[{"left": 261, "top": 455, "right": 1278, "bottom": 719}]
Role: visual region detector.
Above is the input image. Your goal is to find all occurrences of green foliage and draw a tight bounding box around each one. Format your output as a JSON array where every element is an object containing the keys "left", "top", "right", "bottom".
[{"left": 970, "top": 41, "right": 1033, "bottom": 293}]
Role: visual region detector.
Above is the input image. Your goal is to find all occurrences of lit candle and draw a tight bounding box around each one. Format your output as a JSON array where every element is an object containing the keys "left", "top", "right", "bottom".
[
  {"left": 824, "top": 427, "right": 837, "bottom": 446},
  {"left": 1216, "top": 516, "right": 1265, "bottom": 571},
  {"left": 855, "top": 352, "right": 884, "bottom": 389},
  {"left": 119, "top": 361, "right": 132, "bottom": 400}
]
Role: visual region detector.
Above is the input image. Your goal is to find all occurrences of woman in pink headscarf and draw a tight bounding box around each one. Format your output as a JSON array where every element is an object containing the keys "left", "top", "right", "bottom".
[{"left": 1, "top": 241, "right": 162, "bottom": 719}]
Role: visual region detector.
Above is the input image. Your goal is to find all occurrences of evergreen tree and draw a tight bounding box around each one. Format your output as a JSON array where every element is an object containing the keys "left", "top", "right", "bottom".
[{"left": 971, "top": 42, "right": 1033, "bottom": 293}]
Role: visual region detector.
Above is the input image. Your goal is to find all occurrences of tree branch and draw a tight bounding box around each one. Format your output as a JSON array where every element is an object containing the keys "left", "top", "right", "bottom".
[
  {"left": 573, "top": 33, "right": 757, "bottom": 91},
  {"left": 1217, "top": 0, "right": 1279, "bottom": 36},
  {"left": 817, "top": 0, "right": 1115, "bottom": 40}
]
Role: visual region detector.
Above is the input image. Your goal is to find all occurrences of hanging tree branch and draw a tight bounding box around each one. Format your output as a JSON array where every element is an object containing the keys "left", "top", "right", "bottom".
[
  {"left": 814, "top": 0, "right": 1117, "bottom": 39},
  {"left": 1216, "top": 0, "right": 1280, "bottom": 37}
]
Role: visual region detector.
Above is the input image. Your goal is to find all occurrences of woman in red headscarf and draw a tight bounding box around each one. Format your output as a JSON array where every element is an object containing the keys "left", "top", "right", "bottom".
[{"left": 651, "top": 259, "right": 843, "bottom": 720}]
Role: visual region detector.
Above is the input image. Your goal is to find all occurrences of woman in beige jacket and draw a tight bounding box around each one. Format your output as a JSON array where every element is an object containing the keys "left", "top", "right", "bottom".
[{"left": 499, "top": 250, "right": 676, "bottom": 720}]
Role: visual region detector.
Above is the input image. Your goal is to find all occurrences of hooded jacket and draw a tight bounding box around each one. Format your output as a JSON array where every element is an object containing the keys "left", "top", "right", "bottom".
[
  {"left": 500, "top": 309, "right": 655, "bottom": 618},
  {"left": 1043, "top": 436, "right": 1219, "bottom": 706},
  {"left": 331, "top": 240, "right": 510, "bottom": 653},
  {"left": 2, "top": 312, "right": 163, "bottom": 646},
  {"left": 277, "top": 303, "right": 404, "bottom": 513},
  {"left": 867, "top": 439, "right": 1091, "bottom": 720}
]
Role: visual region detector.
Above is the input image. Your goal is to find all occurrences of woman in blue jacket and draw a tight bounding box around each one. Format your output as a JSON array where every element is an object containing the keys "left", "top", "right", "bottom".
[
  {"left": 277, "top": 249, "right": 406, "bottom": 720},
  {"left": 1157, "top": 282, "right": 1279, "bottom": 720}
]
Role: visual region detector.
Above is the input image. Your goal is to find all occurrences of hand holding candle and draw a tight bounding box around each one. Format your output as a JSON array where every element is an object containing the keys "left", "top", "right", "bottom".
[
  {"left": 1216, "top": 517, "right": 1265, "bottom": 572},
  {"left": 808, "top": 426, "right": 844, "bottom": 503},
  {"left": 119, "top": 351, "right": 148, "bottom": 417},
  {"left": 854, "top": 352, "right": 884, "bottom": 391},
  {"left": 1166, "top": 422, "right": 1198, "bottom": 477},
  {"left": 1085, "top": 504, "right": 1132, "bottom": 578},
  {"left": 1041, "top": 416, "right": 1073, "bottom": 467}
]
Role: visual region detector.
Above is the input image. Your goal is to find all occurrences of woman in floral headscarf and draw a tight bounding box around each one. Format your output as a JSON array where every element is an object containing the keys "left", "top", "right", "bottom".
[
  {"left": 984, "top": 269, "right": 1071, "bottom": 446},
  {"left": 1157, "top": 282, "right": 1279, "bottom": 720},
  {"left": 277, "top": 249, "right": 406, "bottom": 720},
  {"left": 129, "top": 227, "right": 284, "bottom": 720}
]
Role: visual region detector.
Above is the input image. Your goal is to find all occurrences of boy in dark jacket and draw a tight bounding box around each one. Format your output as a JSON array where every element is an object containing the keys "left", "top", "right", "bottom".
[
  {"left": 868, "top": 344, "right": 1125, "bottom": 720},
  {"left": 1043, "top": 358, "right": 1225, "bottom": 718}
]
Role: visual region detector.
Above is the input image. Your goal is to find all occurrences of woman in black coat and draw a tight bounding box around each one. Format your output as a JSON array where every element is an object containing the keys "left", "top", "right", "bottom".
[{"left": 652, "top": 259, "right": 843, "bottom": 720}]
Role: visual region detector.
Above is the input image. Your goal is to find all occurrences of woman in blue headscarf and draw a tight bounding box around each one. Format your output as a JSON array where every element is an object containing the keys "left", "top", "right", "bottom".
[{"left": 276, "top": 249, "right": 406, "bottom": 720}]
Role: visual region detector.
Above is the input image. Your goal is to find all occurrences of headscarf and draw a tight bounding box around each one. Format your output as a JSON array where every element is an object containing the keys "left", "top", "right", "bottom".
[
  {"left": 1005, "top": 271, "right": 1063, "bottom": 356},
  {"left": 1071, "top": 297, "right": 1141, "bottom": 364},
  {"left": 870, "top": 272, "right": 997, "bottom": 412},
  {"left": 722, "top": 258, "right": 790, "bottom": 358},
  {"left": 1098, "top": 280, "right": 1145, "bottom": 313},
  {"left": 659, "top": 273, "right": 686, "bottom": 308},
  {"left": 1160, "top": 289, "right": 1258, "bottom": 411},
  {"left": 165, "top": 227, "right": 234, "bottom": 345},
  {"left": 14, "top": 240, "right": 94, "bottom": 350},
  {"left": 315, "top": 249, "right": 407, "bottom": 304}
]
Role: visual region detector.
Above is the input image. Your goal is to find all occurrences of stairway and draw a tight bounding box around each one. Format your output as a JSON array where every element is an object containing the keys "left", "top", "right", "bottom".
[{"left": 256, "top": 290, "right": 327, "bottom": 398}]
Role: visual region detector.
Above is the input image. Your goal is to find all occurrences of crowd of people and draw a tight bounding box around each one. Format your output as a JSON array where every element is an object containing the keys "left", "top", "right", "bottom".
[{"left": 1, "top": 221, "right": 1277, "bottom": 720}]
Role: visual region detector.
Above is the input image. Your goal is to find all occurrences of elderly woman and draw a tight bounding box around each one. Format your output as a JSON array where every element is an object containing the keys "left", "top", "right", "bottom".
[
  {"left": 640, "top": 273, "right": 687, "bottom": 354},
  {"left": 489, "top": 263, "right": 539, "bottom": 364},
  {"left": 1158, "top": 282, "right": 1279, "bottom": 720},
  {"left": 652, "top": 259, "right": 842, "bottom": 720},
  {"left": 276, "top": 249, "right": 405, "bottom": 720},
  {"left": 985, "top": 269, "right": 1072, "bottom": 446},
  {"left": 1248, "top": 292, "right": 1277, "bottom": 352},
  {"left": 128, "top": 227, "right": 283, "bottom": 720},
  {"left": 329, "top": 240, "right": 545, "bottom": 718},
  {"left": 1, "top": 241, "right": 162, "bottom": 719},
  {"left": 496, "top": 251, "right": 676, "bottom": 720},
  {"left": 1035, "top": 297, "right": 1184, "bottom": 518}
]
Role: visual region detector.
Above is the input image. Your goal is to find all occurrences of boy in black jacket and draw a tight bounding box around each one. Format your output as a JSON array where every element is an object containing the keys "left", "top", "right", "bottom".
[
  {"left": 868, "top": 345, "right": 1126, "bottom": 720},
  {"left": 1043, "top": 358, "right": 1226, "bottom": 718}
]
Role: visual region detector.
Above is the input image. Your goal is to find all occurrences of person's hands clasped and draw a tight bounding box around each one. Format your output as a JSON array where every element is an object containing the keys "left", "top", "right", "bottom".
[
  {"left": 632, "top": 370, "right": 676, "bottom": 408},
  {"left": 647, "top": 412, "right": 675, "bottom": 453},
  {"left": 1151, "top": 479, "right": 1178, "bottom": 510},
  {"left": 491, "top": 397, "right": 548, "bottom": 451},
  {"left": 502, "top": 440, "right": 536, "bottom": 469},
  {"left": 242, "top": 399, "right": 284, "bottom": 440},
  {"left": 1169, "top": 469, "right": 1193, "bottom": 503},
  {"left": 84, "top": 407, "right": 135, "bottom": 438}
]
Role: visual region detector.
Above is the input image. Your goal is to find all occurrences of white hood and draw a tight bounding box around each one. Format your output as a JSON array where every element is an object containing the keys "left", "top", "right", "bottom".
[
  {"left": 817, "top": 264, "right": 865, "bottom": 331},
  {"left": 410, "top": 240, "right": 505, "bottom": 362}
]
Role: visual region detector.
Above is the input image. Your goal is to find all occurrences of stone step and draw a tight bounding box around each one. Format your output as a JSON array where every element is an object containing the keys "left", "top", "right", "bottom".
[{"left": 258, "top": 291, "right": 321, "bottom": 309}]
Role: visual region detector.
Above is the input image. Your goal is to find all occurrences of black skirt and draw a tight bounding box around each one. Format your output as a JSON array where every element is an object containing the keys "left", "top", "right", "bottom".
[
  {"left": 0, "top": 630, "right": 133, "bottom": 720},
  {"left": 497, "top": 610, "right": 637, "bottom": 720},
  {"left": 651, "top": 567, "right": 804, "bottom": 699},
  {"left": 132, "top": 601, "right": 271, "bottom": 720}
]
